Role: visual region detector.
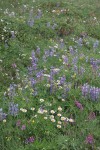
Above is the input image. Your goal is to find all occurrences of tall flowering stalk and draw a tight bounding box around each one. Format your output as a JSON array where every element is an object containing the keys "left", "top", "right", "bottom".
[
  {"left": 0, "top": 108, "right": 7, "bottom": 121},
  {"left": 28, "top": 8, "right": 34, "bottom": 27},
  {"left": 8, "top": 84, "right": 16, "bottom": 100},
  {"left": 9, "top": 102, "right": 19, "bottom": 116},
  {"left": 81, "top": 83, "right": 100, "bottom": 101},
  {"left": 31, "top": 51, "right": 38, "bottom": 71}
]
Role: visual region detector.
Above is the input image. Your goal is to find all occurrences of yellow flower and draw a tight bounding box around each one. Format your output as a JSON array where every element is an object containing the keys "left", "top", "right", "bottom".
[
  {"left": 51, "top": 119, "right": 56, "bottom": 122},
  {"left": 68, "top": 118, "right": 75, "bottom": 123},
  {"left": 46, "top": 84, "right": 50, "bottom": 87},
  {"left": 62, "top": 99, "right": 65, "bottom": 102},
  {"left": 58, "top": 121, "right": 62, "bottom": 124},
  {"left": 20, "top": 108, "right": 27, "bottom": 113},
  {"left": 32, "top": 120, "right": 35, "bottom": 123},
  {"left": 57, "top": 113, "right": 62, "bottom": 117},
  {"left": 72, "top": 73, "right": 76, "bottom": 78},
  {"left": 59, "top": 86, "right": 63, "bottom": 89},
  {"left": 30, "top": 107, "right": 35, "bottom": 111},
  {"left": 44, "top": 117, "right": 48, "bottom": 120},
  {"left": 43, "top": 110, "right": 48, "bottom": 113},
  {"left": 57, "top": 125, "right": 61, "bottom": 128},
  {"left": 80, "top": 57, "right": 84, "bottom": 60},
  {"left": 6, "top": 137, "right": 11, "bottom": 141},
  {"left": 58, "top": 106, "right": 62, "bottom": 111},
  {"left": 59, "top": 59, "right": 62, "bottom": 62},
  {"left": 40, "top": 99, "right": 44, "bottom": 102},
  {"left": 50, "top": 115, "right": 54, "bottom": 119},
  {"left": 50, "top": 110, "right": 55, "bottom": 114},
  {"left": 61, "top": 117, "right": 66, "bottom": 121},
  {"left": 3, "top": 119, "right": 6, "bottom": 123},
  {"left": 25, "top": 85, "right": 28, "bottom": 89}
]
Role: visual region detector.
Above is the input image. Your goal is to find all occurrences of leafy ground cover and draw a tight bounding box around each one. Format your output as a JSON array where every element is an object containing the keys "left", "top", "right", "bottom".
[{"left": 0, "top": 0, "right": 100, "bottom": 150}]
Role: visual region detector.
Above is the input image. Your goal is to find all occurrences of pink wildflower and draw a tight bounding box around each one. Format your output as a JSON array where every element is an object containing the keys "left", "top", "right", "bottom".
[
  {"left": 85, "top": 134, "right": 94, "bottom": 144},
  {"left": 75, "top": 101, "right": 83, "bottom": 110},
  {"left": 21, "top": 125, "right": 26, "bottom": 130}
]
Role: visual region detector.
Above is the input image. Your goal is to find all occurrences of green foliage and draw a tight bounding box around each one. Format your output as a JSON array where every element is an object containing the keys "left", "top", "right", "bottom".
[{"left": 0, "top": 0, "right": 100, "bottom": 150}]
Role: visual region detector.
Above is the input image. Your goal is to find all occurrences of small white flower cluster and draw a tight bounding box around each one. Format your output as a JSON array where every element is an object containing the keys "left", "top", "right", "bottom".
[{"left": 20, "top": 108, "right": 27, "bottom": 113}]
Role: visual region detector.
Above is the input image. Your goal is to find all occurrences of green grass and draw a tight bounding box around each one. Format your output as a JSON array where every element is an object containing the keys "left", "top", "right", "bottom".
[{"left": 0, "top": 0, "right": 100, "bottom": 150}]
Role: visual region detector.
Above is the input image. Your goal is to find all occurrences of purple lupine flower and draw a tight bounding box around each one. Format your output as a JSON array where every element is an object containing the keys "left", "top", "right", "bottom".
[
  {"left": 82, "top": 84, "right": 100, "bottom": 101},
  {"left": 90, "top": 58, "right": 95, "bottom": 65},
  {"left": 85, "top": 134, "right": 94, "bottom": 144},
  {"left": 0, "top": 108, "right": 7, "bottom": 121},
  {"left": 32, "top": 63, "right": 37, "bottom": 70},
  {"left": 8, "top": 84, "right": 16, "bottom": 99},
  {"left": 9, "top": 102, "right": 19, "bottom": 116},
  {"left": 93, "top": 40, "right": 99, "bottom": 49},
  {"left": 89, "top": 87, "right": 100, "bottom": 101},
  {"left": 51, "top": 68, "right": 60, "bottom": 75},
  {"left": 81, "top": 83, "right": 90, "bottom": 97},
  {"left": 45, "top": 50, "right": 50, "bottom": 57},
  {"left": 21, "top": 125, "right": 26, "bottom": 130},
  {"left": 36, "top": 9, "right": 42, "bottom": 19},
  {"left": 88, "top": 112, "right": 96, "bottom": 120},
  {"left": 50, "top": 67, "right": 57, "bottom": 76},
  {"left": 31, "top": 51, "right": 38, "bottom": 70},
  {"left": 50, "top": 50, "right": 54, "bottom": 57},
  {"left": 36, "top": 70, "right": 43, "bottom": 80},
  {"left": 29, "top": 78, "right": 36, "bottom": 87},
  {"left": 73, "top": 65, "right": 78, "bottom": 73},
  {"left": 75, "top": 101, "right": 83, "bottom": 110},
  {"left": 62, "top": 55, "right": 68, "bottom": 64},
  {"left": 91, "top": 60, "right": 97, "bottom": 66},
  {"left": 72, "top": 56, "right": 78, "bottom": 65},
  {"left": 28, "top": 19, "right": 34, "bottom": 27},
  {"left": 36, "top": 71, "right": 43, "bottom": 78},
  {"left": 89, "top": 87, "right": 95, "bottom": 100},
  {"left": 97, "top": 59, "right": 100, "bottom": 65},
  {"left": 28, "top": 67, "right": 33, "bottom": 75},
  {"left": 52, "top": 23, "right": 57, "bottom": 30},
  {"left": 25, "top": 136, "right": 35, "bottom": 144},
  {"left": 60, "top": 76, "right": 66, "bottom": 85},
  {"left": 77, "top": 38, "right": 83, "bottom": 46},
  {"left": 59, "top": 39, "right": 64, "bottom": 49},
  {"left": 49, "top": 69, "right": 55, "bottom": 93},
  {"left": 80, "top": 67, "right": 85, "bottom": 75},
  {"left": 28, "top": 9, "right": 34, "bottom": 27},
  {"left": 69, "top": 46, "right": 75, "bottom": 55},
  {"left": 92, "top": 62, "right": 98, "bottom": 70},
  {"left": 62, "top": 84, "right": 70, "bottom": 98},
  {"left": 32, "top": 51, "right": 38, "bottom": 63}
]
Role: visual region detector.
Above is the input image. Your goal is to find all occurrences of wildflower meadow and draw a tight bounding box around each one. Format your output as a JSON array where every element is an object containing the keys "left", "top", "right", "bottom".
[{"left": 0, "top": 0, "right": 100, "bottom": 150}]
